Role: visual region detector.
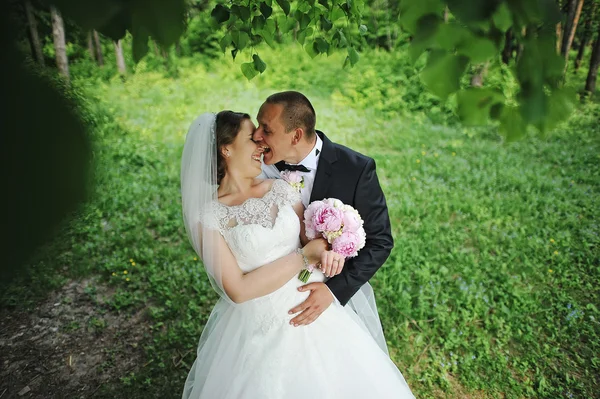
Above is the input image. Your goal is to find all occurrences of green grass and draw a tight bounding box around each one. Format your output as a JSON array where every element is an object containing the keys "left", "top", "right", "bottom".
[{"left": 2, "top": 44, "right": 599, "bottom": 398}]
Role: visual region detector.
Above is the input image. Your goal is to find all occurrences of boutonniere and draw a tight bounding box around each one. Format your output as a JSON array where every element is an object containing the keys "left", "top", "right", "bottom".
[{"left": 280, "top": 170, "right": 305, "bottom": 192}]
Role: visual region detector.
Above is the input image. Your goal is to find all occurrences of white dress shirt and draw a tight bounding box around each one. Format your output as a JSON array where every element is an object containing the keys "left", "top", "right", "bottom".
[
  {"left": 259, "top": 135, "right": 341, "bottom": 305},
  {"left": 260, "top": 134, "right": 323, "bottom": 208}
]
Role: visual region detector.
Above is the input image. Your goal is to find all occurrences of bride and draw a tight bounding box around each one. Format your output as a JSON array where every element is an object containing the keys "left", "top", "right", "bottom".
[{"left": 180, "top": 111, "right": 415, "bottom": 398}]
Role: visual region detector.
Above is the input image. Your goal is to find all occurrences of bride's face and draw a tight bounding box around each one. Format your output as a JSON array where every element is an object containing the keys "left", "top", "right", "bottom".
[{"left": 223, "top": 119, "right": 263, "bottom": 177}]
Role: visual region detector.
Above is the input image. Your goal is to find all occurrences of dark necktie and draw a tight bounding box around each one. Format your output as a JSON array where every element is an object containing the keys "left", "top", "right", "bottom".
[{"left": 275, "top": 161, "right": 310, "bottom": 173}]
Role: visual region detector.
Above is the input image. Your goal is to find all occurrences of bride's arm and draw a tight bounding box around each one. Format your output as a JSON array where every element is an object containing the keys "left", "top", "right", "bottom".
[
  {"left": 203, "top": 227, "right": 327, "bottom": 304},
  {"left": 293, "top": 202, "right": 310, "bottom": 247}
]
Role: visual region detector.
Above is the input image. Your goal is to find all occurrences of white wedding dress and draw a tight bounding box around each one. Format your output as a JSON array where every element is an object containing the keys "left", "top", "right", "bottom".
[{"left": 182, "top": 179, "right": 415, "bottom": 399}]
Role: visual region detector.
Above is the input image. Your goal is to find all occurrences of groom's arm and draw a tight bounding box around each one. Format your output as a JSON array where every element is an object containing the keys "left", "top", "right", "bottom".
[{"left": 325, "top": 158, "right": 394, "bottom": 306}]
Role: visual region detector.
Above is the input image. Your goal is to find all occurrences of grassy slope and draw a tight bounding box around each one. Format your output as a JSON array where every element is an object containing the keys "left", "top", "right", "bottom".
[{"left": 3, "top": 44, "right": 599, "bottom": 398}]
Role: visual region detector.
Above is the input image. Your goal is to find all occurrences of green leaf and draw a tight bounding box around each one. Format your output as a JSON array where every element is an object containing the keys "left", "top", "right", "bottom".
[
  {"left": 435, "top": 22, "right": 470, "bottom": 50},
  {"left": 492, "top": 2, "right": 512, "bottom": 32},
  {"left": 358, "top": 24, "right": 368, "bottom": 35},
  {"left": 315, "top": 38, "right": 329, "bottom": 53},
  {"left": 540, "top": 88, "right": 576, "bottom": 133},
  {"left": 260, "top": 2, "right": 273, "bottom": 18},
  {"left": 457, "top": 36, "right": 497, "bottom": 64},
  {"left": 333, "top": 29, "right": 348, "bottom": 47},
  {"left": 232, "top": 31, "right": 250, "bottom": 50},
  {"left": 421, "top": 51, "right": 469, "bottom": 99},
  {"left": 446, "top": 0, "right": 501, "bottom": 24},
  {"left": 295, "top": 12, "right": 311, "bottom": 30},
  {"left": 297, "top": 29, "right": 308, "bottom": 46},
  {"left": 499, "top": 105, "right": 527, "bottom": 142},
  {"left": 50, "top": 0, "right": 123, "bottom": 31},
  {"left": 219, "top": 33, "right": 232, "bottom": 53},
  {"left": 305, "top": 40, "right": 319, "bottom": 58},
  {"left": 456, "top": 88, "right": 504, "bottom": 126},
  {"left": 252, "top": 16, "right": 266, "bottom": 31},
  {"left": 408, "top": 14, "right": 441, "bottom": 63},
  {"left": 241, "top": 62, "right": 258, "bottom": 80},
  {"left": 278, "top": 15, "right": 294, "bottom": 33},
  {"left": 252, "top": 54, "right": 267, "bottom": 73},
  {"left": 231, "top": 5, "right": 251, "bottom": 22},
  {"left": 211, "top": 4, "right": 230, "bottom": 24},
  {"left": 276, "top": 0, "right": 291, "bottom": 15},
  {"left": 318, "top": 0, "right": 330, "bottom": 9},
  {"left": 132, "top": 0, "right": 186, "bottom": 47},
  {"left": 399, "top": 0, "right": 444, "bottom": 34},
  {"left": 261, "top": 29, "right": 276, "bottom": 48},
  {"left": 347, "top": 47, "right": 360, "bottom": 66},
  {"left": 320, "top": 15, "right": 333, "bottom": 31},
  {"left": 265, "top": 19, "right": 277, "bottom": 35}
]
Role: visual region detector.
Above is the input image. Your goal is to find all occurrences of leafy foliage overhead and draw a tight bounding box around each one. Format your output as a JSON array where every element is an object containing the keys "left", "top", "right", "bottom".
[
  {"left": 399, "top": 0, "right": 575, "bottom": 139},
  {"left": 49, "top": 0, "right": 581, "bottom": 137}
]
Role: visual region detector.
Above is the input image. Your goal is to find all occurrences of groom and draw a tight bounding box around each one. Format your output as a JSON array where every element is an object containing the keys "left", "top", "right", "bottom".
[{"left": 253, "top": 91, "right": 394, "bottom": 326}]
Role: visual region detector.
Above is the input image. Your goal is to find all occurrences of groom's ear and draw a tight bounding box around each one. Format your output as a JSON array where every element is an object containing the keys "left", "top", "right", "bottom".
[{"left": 291, "top": 128, "right": 304, "bottom": 145}]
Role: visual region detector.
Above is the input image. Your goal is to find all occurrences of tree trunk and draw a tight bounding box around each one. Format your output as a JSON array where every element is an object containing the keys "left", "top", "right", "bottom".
[
  {"left": 152, "top": 40, "right": 160, "bottom": 56},
  {"left": 516, "top": 27, "right": 526, "bottom": 62},
  {"left": 114, "top": 40, "right": 126, "bottom": 75},
  {"left": 443, "top": 6, "right": 449, "bottom": 23},
  {"left": 87, "top": 31, "right": 95, "bottom": 61},
  {"left": 175, "top": 40, "right": 181, "bottom": 57},
  {"left": 584, "top": 30, "right": 600, "bottom": 97},
  {"left": 575, "top": 33, "right": 591, "bottom": 71},
  {"left": 471, "top": 62, "right": 490, "bottom": 87},
  {"left": 93, "top": 30, "right": 104, "bottom": 66},
  {"left": 502, "top": 29, "right": 513, "bottom": 64},
  {"left": 575, "top": 1, "right": 597, "bottom": 71},
  {"left": 385, "top": 0, "right": 392, "bottom": 50},
  {"left": 24, "top": 0, "right": 44, "bottom": 66},
  {"left": 556, "top": 22, "right": 563, "bottom": 53},
  {"left": 561, "top": 0, "right": 584, "bottom": 57},
  {"left": 50, "top": 6, "right": 69, "bottom": 81}
]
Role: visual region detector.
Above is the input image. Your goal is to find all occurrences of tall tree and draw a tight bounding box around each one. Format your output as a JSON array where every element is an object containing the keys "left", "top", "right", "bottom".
[
  {"left": 561, "top": 0, "right": 585, "bottom": 61},
  {"left": 584, "top": 28, "right": 600, "bottom": 96},
  {"left": 502, "top": 29, "right": 514, "bottom": 64},
  {"left": 114, "top": 39, "right": 126, "bottom": 75},
  {"left": 93, "top": 30, "right": 104, "bottom": 66},
  {"left": 86, "top": 31, "right": 95, "bottom": 61},
  {"left": 50, "top": 5, "right": 69, "bottom": 81},
  {"left": 23, "top": 0, "right": 44, "bottom": 66},
  {"left": 575, "top": 0, "right": 597, "bottom": 70}
]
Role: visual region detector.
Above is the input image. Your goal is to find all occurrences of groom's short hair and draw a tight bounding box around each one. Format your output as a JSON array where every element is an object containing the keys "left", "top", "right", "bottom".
[{"left": 266, "top": 91, "right": 316, "bottom": 139}]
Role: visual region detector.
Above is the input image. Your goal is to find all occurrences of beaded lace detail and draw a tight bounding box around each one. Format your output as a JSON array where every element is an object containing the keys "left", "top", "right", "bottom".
[{"left": 214, "top": 180, "right": 300, "bottom": 233}]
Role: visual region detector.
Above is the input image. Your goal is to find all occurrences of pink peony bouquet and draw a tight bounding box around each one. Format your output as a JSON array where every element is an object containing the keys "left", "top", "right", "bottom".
[{"left": 298, "top": 198, "right": 366, "bottom": 282}]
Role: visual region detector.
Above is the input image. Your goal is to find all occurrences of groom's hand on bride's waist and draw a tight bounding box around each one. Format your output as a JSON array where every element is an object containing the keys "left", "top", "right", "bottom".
[{"left": 288, "top": 283, "right": 334, "bottom": 326}]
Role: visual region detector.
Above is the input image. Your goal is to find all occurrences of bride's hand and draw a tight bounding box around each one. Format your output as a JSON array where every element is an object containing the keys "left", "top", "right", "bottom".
[
  {"left": 319, "top": 250, "right": 345, "bottom": 278},
  {"left": 302, "top": 238, "right": 328, "bottom": 266}
]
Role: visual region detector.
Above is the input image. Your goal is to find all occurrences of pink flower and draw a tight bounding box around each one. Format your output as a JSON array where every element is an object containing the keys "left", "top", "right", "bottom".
[
  {"left": 305, "top": 226, "right": 318, "bottom": 240},
  {"left": 332, "top": 231, "right": 361, "bottom": 258},
  {"left": 342, "top": 209, "right": 362, "bottom": 233},
  {"left": 281, "top": 170, "right": 303, "bottom": 184},
  {"left": 312, "top": 205, "right": 343, "bottom": 233},
  {"left": 304, "top": 201, "right": 325, "bottom": 235}
]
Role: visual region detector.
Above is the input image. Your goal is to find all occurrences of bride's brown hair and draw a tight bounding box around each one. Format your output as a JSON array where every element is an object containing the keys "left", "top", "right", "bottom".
[{"left": 216, "top": 110, "right": 251, "bottom": 185}]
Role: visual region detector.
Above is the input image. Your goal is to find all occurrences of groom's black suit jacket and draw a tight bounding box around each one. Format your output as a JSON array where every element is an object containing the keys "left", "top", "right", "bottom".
[{"left": 312, "top": 131, "right": 394, "bottom": 306}]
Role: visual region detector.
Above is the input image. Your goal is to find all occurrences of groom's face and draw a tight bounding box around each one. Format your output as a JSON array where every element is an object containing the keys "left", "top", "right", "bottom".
[{"left": 254, "top": 102, "right": 294, "bottom": 165}]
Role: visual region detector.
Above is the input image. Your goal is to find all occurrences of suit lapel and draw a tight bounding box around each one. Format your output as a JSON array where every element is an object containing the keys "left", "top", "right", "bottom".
[{"left": 310, "top": 131, "right": 337, "bottom": 203}]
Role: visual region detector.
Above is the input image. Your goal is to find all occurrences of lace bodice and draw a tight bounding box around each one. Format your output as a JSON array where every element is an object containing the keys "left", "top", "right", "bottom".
[
  {"left": 214, "top": 179, "right": 300, "bottom": 232},
  {"left": 201, "top": 180, "right": 302, "bottom": 272}
]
